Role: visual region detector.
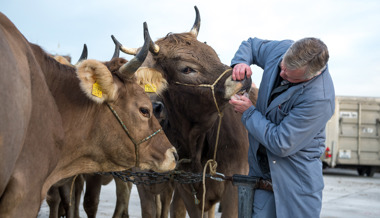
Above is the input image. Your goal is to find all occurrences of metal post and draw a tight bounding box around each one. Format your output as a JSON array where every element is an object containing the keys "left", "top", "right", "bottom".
[{"left": 232, "top": 174, "right": 259, "bottom": 218}]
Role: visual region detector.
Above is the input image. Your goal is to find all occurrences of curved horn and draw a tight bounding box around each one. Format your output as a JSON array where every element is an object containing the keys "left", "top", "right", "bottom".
[
  {"left": 149, "top": 37, "right": 160, "bottom": 55},
  {"left": 76, "top": 44, "right": 88, "bottom": 64},
  {"left": 116, "top": 28, "right": 159, "bottom": 56},
  {"left": 120, "top": 45, "right": 138, "bottom": 56},
  {"left": 189, "top": 6, "right": 201, "bottom": 38},
  {"left": 119, "top": 22, "right": 151, "bottom": 78},
  {"left": 111, "top": 35, "right": 121, "bottom": 59},
  {"left": 111, "top": 35, "right": 138, "bottom": 56}
]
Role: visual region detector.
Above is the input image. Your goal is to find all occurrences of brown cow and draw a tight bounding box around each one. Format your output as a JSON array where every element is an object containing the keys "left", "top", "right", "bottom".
[
  {"left": 48, "top": 40, "right": 168, "bottom": 218},
  {"left": 0, "top": 13, "right": 177, "bottom": 218},
  {"left": 78, "top": 45, "right": 172, "bottom": 218},
  {"left": 119, "top": 6, "right": 254, "bottom": 218}
]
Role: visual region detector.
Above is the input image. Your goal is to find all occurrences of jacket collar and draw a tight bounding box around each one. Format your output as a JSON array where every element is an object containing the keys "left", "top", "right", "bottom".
[{"left": 265, "top": 67, "right": 325, "bottom": 114}]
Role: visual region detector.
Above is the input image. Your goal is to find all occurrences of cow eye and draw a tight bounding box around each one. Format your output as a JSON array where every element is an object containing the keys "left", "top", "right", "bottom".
[
  {"left": 139, "top": 107, "right": 150, "bottom": 118},
  {"left": 182, "top": 67, "right": 195, "bottom": 74}
]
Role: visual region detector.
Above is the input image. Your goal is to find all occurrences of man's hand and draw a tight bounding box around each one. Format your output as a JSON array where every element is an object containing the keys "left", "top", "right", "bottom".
[
  {"left": 229, "top": 95, "right": 253, "bottom": 114},
  {"left": 232, "top": 63, "right": 252, "bottom": 81}
]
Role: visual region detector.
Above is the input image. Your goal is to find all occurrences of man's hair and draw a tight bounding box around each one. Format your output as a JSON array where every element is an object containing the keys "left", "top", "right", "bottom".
[{"left": 283, "top": 37, "right": 329, "bottom": 79}]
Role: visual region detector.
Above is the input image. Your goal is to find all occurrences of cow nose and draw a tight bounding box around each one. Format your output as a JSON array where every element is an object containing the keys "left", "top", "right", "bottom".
[
  {"left": 240, "top": 74, "right": 252, "bottom": 93},
  {"left": 173, "top": 151, "right": 179, "bottom": 162},
  {"left": 152, "top": 102, "right": 164, "bottom": 118}
]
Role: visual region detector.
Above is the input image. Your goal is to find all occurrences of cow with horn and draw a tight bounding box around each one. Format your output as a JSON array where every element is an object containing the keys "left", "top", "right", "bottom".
[
  {"left": 0, "top": 12, "right": 178, "bottom": 218},
  {"left": 48, "top": 33, "right": 169, "bottom": 218},
  {"left": 117, "top": 6, "right": 256, "bottom": 218}
]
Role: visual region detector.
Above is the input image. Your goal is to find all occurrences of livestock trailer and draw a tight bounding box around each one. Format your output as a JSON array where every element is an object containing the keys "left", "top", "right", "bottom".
[{"left": 322, "top": 96, "right": 380, "bottom": 176}]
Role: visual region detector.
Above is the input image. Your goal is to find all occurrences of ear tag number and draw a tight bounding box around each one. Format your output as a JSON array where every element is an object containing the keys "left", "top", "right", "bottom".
[
  {"left": 92, "top": 81, "right": 103, "bottom": 98},
  {"left": 144, "top": 84, "right": 157, "bottom": 93}
]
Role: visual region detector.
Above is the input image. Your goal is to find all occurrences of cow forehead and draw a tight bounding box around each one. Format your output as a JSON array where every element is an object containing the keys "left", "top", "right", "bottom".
[{"left": 157, "top": 33, "right": 217, "bottom": 57}]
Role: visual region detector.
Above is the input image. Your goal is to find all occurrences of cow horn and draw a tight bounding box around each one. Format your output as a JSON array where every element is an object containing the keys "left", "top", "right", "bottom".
[
  {"left": 115, "top": 26, "right": 159, "bottom": 56},
  {"left": 120, "top": 45, "right": 138, "bottom": 56},
  {"left": 189, "top": 6, "right": 201, "bottom": 38},
  {"left": 76, "top": 44, "right": 88, "bottom": 64},
  {"left": 111, "top": 35, "right": 121, "bottom": 59},
  {"left": 149, "top": 38, "right": 160, "bottom": 55},
  {"left": 111, "top": 35, "right": 138, "bottom": 56},
  {"left": 119, "top": 22, "right": 151, "bottom": 78}
]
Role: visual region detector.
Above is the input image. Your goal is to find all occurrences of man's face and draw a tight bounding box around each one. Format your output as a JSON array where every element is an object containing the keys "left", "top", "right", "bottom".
[{"left": 280, "top": 60, "right": 308, "bottom": 83}]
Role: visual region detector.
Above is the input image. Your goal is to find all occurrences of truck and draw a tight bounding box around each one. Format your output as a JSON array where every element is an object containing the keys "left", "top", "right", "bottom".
[{"left": 322, "top": 96, "right": 380, "bottom": 177}]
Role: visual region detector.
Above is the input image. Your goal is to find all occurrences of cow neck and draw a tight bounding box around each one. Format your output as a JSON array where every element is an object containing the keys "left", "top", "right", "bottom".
[
  {"left": 31, "top": 44, "right": 76, "bottom": 91},
  {"left": 174, "top": 69, "right": 232, "bottom": 175},
  {"left": 106, "top": 102, "right": 162, "bottom": 167}
]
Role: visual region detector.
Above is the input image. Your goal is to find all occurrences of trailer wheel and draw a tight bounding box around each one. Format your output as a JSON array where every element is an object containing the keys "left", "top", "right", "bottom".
[
  {"left": 366, "top": 167, "right": 375, "bottom": 177},
  {"left": 357, "top": 167, "right": 366, "bottom": 176}
]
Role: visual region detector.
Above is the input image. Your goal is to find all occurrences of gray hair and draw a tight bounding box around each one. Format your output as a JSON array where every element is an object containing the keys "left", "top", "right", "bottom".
[{"left": 283, "top": 37, "right": 329, "bottom": 80}]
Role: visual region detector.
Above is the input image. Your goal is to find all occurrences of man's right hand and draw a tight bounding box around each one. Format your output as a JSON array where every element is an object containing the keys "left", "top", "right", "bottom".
[{"left": 232, "top": 63, "right": 252, "bottom": 81}]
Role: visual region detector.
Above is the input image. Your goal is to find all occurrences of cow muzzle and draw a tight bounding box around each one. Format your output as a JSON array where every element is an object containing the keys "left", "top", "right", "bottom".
[
  {"left": 158, "top": 147, "right": 178, "bottom": 172},
  {"left": 139, "top": 147, "right": 178, "bottom": 172},
  {"left": 224, "top": 74, "right": 252, "bottom": 99}
]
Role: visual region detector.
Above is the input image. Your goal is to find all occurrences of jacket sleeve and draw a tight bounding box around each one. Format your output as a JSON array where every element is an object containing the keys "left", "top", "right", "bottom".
[
  {"left": 241, "top": 99, "right": 333, "bottom": 157},
  {"left": 230, "top": 37, "right": 286, "bottom": 69}
]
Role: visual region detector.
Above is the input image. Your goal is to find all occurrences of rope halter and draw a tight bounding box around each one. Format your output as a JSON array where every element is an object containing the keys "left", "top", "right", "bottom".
[
  {"left": 175, "top": 68, "right": 231, "bottom": 116},
  {"left": 106, "top": 102, "right": 162, "bottom": 168}
]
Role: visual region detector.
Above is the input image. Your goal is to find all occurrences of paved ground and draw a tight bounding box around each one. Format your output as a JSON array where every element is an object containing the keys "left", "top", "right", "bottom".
[
  {"left": 320, "top": 168, "right": 380, "bottom": 218},
  {"left": 38, "top": 169, "right": 380, "bottom": 218}
]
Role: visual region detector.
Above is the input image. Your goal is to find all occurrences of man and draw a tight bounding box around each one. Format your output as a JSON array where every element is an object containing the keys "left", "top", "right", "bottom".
[{"left": 229, "top": 37, "right": 335, "bottom": 218}]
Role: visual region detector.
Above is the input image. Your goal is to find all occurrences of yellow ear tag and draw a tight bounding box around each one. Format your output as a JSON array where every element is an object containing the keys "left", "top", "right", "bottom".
[
  {"left": 92, "top": 81, "right": 103, "bottom": 98},
  {"left": 144, "top": 84, "right": 157, "bottom": 93}
]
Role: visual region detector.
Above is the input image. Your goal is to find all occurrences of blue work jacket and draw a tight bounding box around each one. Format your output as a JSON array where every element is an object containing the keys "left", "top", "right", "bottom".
[{"left": 231, "top": 37, "right": 335, "bottom": 218}]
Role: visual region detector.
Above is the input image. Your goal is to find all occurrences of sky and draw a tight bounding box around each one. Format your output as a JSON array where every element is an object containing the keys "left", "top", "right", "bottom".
[{"left": 2, "top": 0, "right": 380, "bottom": 97}]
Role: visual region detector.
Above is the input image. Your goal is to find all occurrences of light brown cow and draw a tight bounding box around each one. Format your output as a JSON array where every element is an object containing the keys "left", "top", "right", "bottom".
[
  {"left": 119, "top": 6, "right": 254, "bottom": 218},
  {"left": 49, "top": 41, "right": 169, "bottom": 218},
  {"left": 77, "top": 40, "right": 171, "bottom": 218},
  {"left": 0, "top": 13, "right": 177, "bottom": 218}
]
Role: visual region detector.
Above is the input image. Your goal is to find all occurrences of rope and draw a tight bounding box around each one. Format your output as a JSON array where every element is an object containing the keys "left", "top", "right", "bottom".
[
  {"left": 201, "top": 159, "right": 217, "bottom": 217},
  {"left": 69, "top": 174, "right": 79, "bottom": 207},
  {"left": 201, "top": 113, "right": 223, "bottom": 217}
]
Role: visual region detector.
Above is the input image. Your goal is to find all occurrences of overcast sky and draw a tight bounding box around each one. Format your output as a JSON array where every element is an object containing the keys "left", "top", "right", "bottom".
[{"left": 2, "top": 0, "right": 380, "bottom": 97}]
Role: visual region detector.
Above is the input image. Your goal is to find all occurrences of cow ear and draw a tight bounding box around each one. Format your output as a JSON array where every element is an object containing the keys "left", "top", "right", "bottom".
[{"left": 76, "top": 59, "right": 118, "bottom": 103}]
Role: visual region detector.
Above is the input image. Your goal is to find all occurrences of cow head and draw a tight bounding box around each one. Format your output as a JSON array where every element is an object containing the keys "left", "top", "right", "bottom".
[
  {"left": 74, "top": 23, "right": 177, "bottom": 172},
  {"left": 118, "top": 6, "right": 251, "bottom": 125}
]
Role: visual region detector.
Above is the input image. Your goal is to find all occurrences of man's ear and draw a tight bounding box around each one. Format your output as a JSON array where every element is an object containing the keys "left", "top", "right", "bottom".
[{"left": 76, "top": 59, "right": 118, "bottom": 103}]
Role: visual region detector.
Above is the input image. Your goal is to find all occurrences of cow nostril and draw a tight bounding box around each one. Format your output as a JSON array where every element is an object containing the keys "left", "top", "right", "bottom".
[
  {"left": 153, "top": 102, "right": 164, "bottom": 118},
  {"left": 173, "top": 152, "right": 179, "bottom": 162}
]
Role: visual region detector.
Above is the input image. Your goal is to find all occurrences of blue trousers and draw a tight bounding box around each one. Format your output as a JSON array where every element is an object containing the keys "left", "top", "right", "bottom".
[{"left": 252, "top": 189, "right": 276, "bottom": 218}]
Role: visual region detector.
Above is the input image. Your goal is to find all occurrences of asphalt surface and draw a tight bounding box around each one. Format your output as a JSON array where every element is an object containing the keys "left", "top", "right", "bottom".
[
  {"left": 320, "top": 168, "right": 380, "bottom": 218},
  {"left": 37, "top": 168, "right": 380, "bottom": 218}
]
